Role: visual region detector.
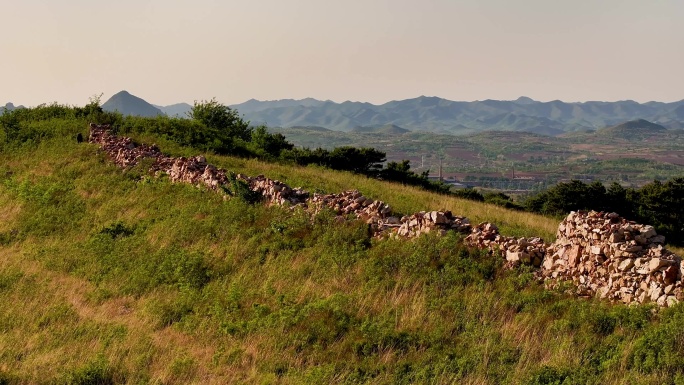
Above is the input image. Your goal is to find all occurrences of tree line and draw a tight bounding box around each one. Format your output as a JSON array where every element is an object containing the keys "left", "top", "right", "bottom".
[{"left": 524, "top": 179, "right": 684, "bottom": 245}]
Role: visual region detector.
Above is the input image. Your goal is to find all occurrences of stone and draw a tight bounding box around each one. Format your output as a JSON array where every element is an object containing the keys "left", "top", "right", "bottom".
[
  {"left": 663, "top": 265, "right": 678, "bottom": 284},
  {"left": 657, "top": 295, "right": 668, "bottom": 307},
  {"left": 618, "top": 259, "right": 634, "bottom": 272},
  {"left": 664, "top": 284, "right": 675, "bottom": 295},
  {"left": 506, "top": 251, "right": 530, "bottom": 264},
  {"left": 649, "top": 258, "right": 671, "bottom": 273},
  {"left": 567, "top": 245, "right": 581, "bottom": 267},
  {"left": 650, "top": 235, "right": 666, "bottom": 244},
  {"left": 608, "top": 231, "right": 623, "bottom": 243},
  {"left": 640, "top": 226, "right": 657, "bottom": 239},
  {"left": 650, "top": 287, "right": 663, "bottom": 302},
  {"left": 667, "top": 296, "right": 679, "bottom": 307}
]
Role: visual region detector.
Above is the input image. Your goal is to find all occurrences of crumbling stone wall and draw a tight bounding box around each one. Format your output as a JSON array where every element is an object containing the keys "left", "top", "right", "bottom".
[
  {"left": 466, "top": 223, "right": 547, "bottom": 268},
  {"left": 88, "top": 124, "right": 683, "bottom": 306}
]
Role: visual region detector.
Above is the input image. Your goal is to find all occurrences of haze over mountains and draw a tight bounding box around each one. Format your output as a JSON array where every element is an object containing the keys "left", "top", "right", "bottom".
[
  {"left": 232, "top": 96, "right": 684, "bottom": 135},
  {"left": 6, "top": 91, "right": 684, "bottom": 136}
]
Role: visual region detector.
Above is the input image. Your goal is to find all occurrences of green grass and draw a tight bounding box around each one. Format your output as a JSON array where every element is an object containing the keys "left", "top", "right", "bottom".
[{"left": 0, "top": 123, "right": 683, "bottom": 384}]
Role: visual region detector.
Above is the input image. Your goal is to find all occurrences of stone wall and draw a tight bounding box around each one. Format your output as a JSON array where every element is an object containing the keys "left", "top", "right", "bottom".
[
  {"left": 466, "top": 223, "right": 547, "bottom": 268},
  {"left": 88, "top": 124, "right": 683, "bottom": 306}
]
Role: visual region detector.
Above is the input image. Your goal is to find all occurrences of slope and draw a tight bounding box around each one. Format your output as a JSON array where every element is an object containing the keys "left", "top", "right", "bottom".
[
  {"left": 598, "top": 119, "right": 667, "bottom": 137},
  {"left": 0, "top": 118, "right": 683, "bottom": 384}
]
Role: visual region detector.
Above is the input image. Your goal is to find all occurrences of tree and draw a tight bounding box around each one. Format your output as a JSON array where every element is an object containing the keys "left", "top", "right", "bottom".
[
  {"left": 250, "top": 126, "right": 294, "bottom": 157},
  {"left": 327, "top": 146, "right": 385, "bottom": 176},
  {"left": 188, "top": 98, "right": 252, "bottom": 141},
  {"left": 0, "top": 108, "right": 20, "bottom": 143},
  {"left": 525, "top": 180, "right": 607, "bottom": 217}
]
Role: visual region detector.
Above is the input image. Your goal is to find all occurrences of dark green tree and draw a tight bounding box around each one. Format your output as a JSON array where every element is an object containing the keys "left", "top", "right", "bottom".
[{"left": 250, "top": 126, "right": 294, "bottom": 157}]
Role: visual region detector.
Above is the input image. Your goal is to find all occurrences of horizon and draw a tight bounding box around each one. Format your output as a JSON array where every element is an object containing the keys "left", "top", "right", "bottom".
[
  {"left": 2, "top": 0, "right": 683, "bottom": 107},
  {"left": 6, "top": 91, "right": 684, "bottom": 110}
]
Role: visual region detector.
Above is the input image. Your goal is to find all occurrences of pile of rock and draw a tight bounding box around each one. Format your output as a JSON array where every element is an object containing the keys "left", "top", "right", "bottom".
[
  {"left": 237, "top": 174, "right": 309, "bottom": 206},
  {"left": 392, "top": 210, "right": 471, "bottom": 239},
  {"left": 541, "top": 211, "right": 683, "bottom": 306},
  {"left": 309, "top": 190, "right": 393, "bottom": 236},
  {"left": 89, "top": 124, "right": 167, "bottom": 168},
  {"left": 310, "top": 190, "right": 391, "bottom": 218},
  {"left": 465, "top": 222, "right": 548, "bottom": 267},
  {"left": 90, "top": 124, "right": 232, "bottom": 192},
  {"left": 167, "top": 156, "right": 230, "bottom": 192},
  {"left": 308, "top": 192, "right": 474, "bottom": 240}
]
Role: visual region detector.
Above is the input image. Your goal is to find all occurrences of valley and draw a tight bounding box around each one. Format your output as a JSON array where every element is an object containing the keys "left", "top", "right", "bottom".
[{"left": 272, "top": 124, "right": 684, "bottom": 194}]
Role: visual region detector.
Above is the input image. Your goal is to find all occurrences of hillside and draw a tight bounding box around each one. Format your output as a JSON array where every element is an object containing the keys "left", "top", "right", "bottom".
[
  {"left": 1, "top": 110, "right": 684, "bottom": 383},
  {"left": 598, "top": 119, "right": 668, "bottom": 137},
  {"left": 102, "top": 90, "right": 164, "bottom": 117},
  {"left": 350, "top": 124, "right": 410, "bottom": 135}
]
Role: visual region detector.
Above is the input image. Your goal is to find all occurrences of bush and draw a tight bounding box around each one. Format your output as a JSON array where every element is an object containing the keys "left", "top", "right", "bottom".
[
  {"left": 629, "top": 306, "right": 684, "bottom": 375},
  {"left": 526, "top": 366, "right": 569, "bottom": 385},
  {"left": 188, "top": 98, "right": 252, "bottom": 141},
  {"left": 226, "top": 173, "right": 263, "bottom": 204},
  {"left": 65, "top": 356, "right": 120, "bottom": 385}
]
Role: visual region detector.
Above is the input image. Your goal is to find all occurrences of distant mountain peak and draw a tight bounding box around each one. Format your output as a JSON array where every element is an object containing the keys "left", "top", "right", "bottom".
[
  {"left": 2, "top": 102, "right": 24, "bottom": 113},
  {"left": 102, "top": 91, "right": 164, "bottom": 117},
  {"left": 514, "top": 96, "right": 536, "bottom": 104}
]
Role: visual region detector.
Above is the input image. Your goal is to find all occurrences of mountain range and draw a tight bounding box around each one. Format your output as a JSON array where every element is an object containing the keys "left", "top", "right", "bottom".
[
  {"left": 231, "top": 96, "right": 684, "bottom": 135},
  {"left": 39, "top": 91, "right": 684, "bottom": 136}
]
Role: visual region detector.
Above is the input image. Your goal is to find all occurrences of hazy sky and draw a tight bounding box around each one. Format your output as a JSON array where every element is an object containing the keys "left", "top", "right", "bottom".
[{"left": 2, "top": 0, "right": 682, "bottom": 107}]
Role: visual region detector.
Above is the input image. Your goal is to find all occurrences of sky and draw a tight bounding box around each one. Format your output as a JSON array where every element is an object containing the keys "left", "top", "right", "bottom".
[{"left": 2, "top": 0, "right": 683, "bottom": 107}]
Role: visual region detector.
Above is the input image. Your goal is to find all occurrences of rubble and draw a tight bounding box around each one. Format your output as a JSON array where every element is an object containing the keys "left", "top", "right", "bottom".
[
  {"left": 89, "top": 124, "right": 229, "bottom": 192},
  {"left": 540, "top": 211, "right": 683, "bottom": 306},
  {"left": 237, "top": 174, "right": 309, "bottom": 206},
  {"left": 465, "top": 222, "right": 548, "bottom": 268}
]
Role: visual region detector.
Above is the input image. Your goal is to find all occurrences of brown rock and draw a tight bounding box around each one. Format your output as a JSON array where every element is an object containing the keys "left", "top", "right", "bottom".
[
  {"left": 649, "top": 258, "right": 671, "bottom": 273},
  {"left": 567, "top": 245, "right": 581, "bottom": 267}
]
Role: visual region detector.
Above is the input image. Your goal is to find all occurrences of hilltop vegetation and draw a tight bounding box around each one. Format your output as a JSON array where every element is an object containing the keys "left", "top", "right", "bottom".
[{"left": 1, "top": 101, "right": 684, "bottom": 384}]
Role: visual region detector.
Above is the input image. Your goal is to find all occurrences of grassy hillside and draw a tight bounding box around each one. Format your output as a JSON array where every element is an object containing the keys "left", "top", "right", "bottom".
[{"left": 1, "top": 119, "right": 684, "bottom": 384}]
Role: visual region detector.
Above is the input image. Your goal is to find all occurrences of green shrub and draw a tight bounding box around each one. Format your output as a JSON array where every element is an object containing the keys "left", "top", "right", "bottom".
[
  {"left": 629, "top": 305, "right": 684, "bottom": 375},
  {"left": 65, "top": 356, "right": 120, "bottom": 385},
  {"left": 525, "top": 366, "right": 569, "bottom": 385}
]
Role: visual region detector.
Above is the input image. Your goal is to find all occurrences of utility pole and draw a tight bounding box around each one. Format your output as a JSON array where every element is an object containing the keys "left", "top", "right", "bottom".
[{"left": 439, "top": 158, "right": 443, "bottom": 182}]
